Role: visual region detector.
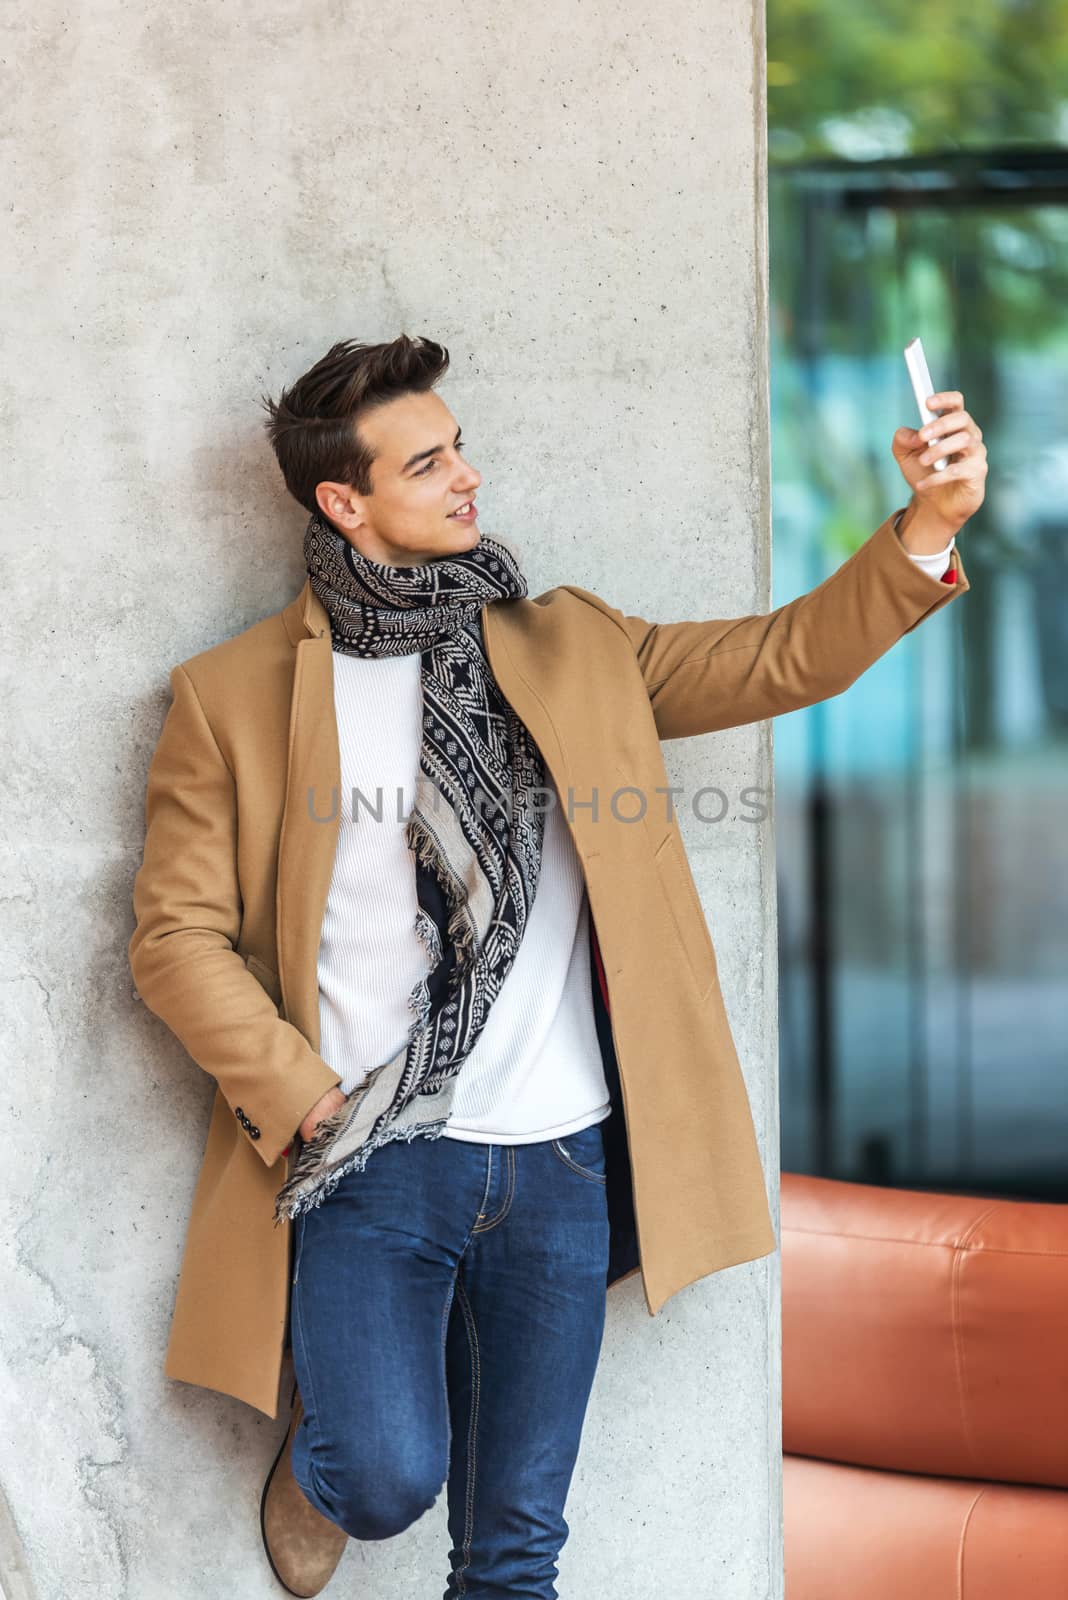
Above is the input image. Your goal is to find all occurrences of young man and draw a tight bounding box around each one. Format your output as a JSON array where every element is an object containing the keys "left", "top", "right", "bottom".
[{"left": 128, "top": 334, "right": 985, "bottom": 1597}]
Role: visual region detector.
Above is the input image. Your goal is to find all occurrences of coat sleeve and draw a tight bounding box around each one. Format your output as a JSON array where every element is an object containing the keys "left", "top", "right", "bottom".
[
  {"left": 564, "top": 507, "right": 970, "bottom": 740},
  {"left": 128, "top": 663, "right": 343, "bottom": 1169}
]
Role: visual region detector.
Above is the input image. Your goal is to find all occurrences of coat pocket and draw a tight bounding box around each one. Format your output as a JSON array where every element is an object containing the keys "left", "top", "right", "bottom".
[{"left": 244, "top": 953, "right": 283, "bottom": 1009}]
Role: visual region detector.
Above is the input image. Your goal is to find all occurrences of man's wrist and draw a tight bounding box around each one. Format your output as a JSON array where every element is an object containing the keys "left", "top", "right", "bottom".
[{"left": 895, "top": 497, "right": 960, "bottom": 555}]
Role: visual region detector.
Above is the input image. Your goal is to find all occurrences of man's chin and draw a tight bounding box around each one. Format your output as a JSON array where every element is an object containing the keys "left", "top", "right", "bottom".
[
  {"left": 415, "top": 523, "right": 477, "bottom": 565},
  {"left": 443, "top": 518, "right": 481, "bottom": 548}
]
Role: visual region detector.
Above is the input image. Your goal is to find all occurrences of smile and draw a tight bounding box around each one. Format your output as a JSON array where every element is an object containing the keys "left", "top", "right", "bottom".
[{"left": 447, "top": 501, "right": 477, "bottom": 521}]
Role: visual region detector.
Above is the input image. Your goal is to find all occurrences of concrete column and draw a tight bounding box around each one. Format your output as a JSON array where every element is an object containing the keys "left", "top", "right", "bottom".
[{"left": 2, "top": 2, "right": 780, "bottom": 1593}]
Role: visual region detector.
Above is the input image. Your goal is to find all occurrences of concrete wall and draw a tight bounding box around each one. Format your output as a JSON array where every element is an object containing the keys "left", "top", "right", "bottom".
[{"left": 2, "top": 2, "right": 780, "bottom": 1595}]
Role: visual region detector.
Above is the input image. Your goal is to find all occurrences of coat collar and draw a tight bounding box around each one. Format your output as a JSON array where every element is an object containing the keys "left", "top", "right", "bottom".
[{"left": 281, "top": 577, "right": 328, "bottom": 645}]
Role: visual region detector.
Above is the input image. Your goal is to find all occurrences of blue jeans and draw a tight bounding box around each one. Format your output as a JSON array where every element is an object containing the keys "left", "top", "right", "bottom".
[{"left": 288, "top": 1118, "right": 611, "bottom": 1598}]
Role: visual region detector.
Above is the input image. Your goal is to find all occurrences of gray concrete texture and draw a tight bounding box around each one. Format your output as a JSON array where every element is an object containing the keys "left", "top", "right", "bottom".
[{"left": 2, "top": 1, "right": 781, "bottom": 1595}]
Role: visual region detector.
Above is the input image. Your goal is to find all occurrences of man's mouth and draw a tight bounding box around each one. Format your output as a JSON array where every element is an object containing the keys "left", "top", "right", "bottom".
[{"left": 447, "top": 500, "right": 477, "bottom": 521}]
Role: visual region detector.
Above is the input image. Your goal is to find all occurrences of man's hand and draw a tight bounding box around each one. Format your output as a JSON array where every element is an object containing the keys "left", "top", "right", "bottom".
[
  {"left": 892, "top": 390, "right": 988, "bottom": 547},
  {"left": 298, "top": 1085, "right": 349, "bottom": 1143}
]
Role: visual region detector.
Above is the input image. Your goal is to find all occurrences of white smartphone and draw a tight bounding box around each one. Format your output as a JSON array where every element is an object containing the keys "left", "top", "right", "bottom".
[{"left": 904, "top": 336, "right": 949, "bottom": 471}]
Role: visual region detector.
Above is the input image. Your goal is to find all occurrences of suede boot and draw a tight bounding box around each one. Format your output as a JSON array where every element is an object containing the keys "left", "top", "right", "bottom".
[{"left": 261, "top": 1379, "right": 349, "bottom": 1597}]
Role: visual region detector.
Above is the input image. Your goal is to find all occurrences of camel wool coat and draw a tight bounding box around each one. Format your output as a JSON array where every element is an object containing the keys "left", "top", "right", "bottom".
[{"left": 128, "top": 507, "right": 968, "bottom": 1419}]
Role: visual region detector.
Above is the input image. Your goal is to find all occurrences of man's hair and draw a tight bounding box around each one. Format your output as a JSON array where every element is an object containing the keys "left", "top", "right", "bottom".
[{"left": 259, "top": 334, "right": 450, "bottom": 514}]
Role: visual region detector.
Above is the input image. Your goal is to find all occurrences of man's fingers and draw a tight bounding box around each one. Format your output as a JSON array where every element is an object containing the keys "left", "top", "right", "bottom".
[
  {"left": 925, "top": 391, "right": 963, "bottom": 410},
  {"left": 921, "top": 409, "right": 969, "bottom": 438},
  {"left": 921, "top": 429, "right": 972, "bottom": 461}
]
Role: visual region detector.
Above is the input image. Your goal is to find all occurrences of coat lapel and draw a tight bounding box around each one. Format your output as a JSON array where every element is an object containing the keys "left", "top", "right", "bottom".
[
  {"left": 481, "top": 599, "right": 569, "bottom": 795},
  {"left": 276, "top": 581, "right": 341, "bottom": 1050}
]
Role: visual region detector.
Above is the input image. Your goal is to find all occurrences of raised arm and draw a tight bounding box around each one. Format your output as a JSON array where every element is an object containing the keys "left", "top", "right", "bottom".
[{"left": 561, "top": 506, "right": 969, "bottom": 741}]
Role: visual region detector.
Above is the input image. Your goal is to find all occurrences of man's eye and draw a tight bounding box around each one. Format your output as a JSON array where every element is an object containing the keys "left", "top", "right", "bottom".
[{"left": 418, "top": 440, "right": 465, "bottom": 475}]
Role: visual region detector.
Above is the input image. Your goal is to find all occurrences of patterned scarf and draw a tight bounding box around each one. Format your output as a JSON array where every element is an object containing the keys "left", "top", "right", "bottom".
[{"left": 271, "top": 510, "right": 547, "bottom": 1224}]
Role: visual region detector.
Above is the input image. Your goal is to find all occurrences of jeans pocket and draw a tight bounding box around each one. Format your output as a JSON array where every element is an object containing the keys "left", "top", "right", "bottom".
[{"left": 550, "top": 1122, "right": 608, "bottom": 1184}]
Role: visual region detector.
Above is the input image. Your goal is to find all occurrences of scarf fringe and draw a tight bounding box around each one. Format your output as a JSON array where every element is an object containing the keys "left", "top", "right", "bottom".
[
  {"left": 273, "top": 1110, "right": 451, "bottom": 1225},
  {"left": 271, "top": 1073, "right": 379, "bottom": 1224},
  {"left": 413, "top": 905, "right": 444, "bottom": 970},
  {"left": 271, "top": 803, "right": 481, "bottom": 1227},
  {"left": 406, "top": 804, "right": 481, "bottom": 976}
]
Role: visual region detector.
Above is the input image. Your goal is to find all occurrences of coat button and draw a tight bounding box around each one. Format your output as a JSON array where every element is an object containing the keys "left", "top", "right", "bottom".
[
  {"left": 250, "top": 1126, "right": 260, "bottom": 1139},
  {"left": 235, "top": 1106, "right": 244, "bottom": 1118}
]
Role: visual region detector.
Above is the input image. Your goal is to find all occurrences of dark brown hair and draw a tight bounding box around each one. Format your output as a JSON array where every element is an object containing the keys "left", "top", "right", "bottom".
[{"left": 259, "top": 334, "right": 450, "bottom": 514}]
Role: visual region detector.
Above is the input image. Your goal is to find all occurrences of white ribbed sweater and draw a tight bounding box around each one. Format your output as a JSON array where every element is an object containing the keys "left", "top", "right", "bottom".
[{"left": 316, "top": 649, "right": 612, "bottom": 1145}]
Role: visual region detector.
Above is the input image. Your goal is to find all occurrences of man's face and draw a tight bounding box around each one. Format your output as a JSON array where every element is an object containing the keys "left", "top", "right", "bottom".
[{"left": 315, "top": 390, "right": 482, "bottom": 567}]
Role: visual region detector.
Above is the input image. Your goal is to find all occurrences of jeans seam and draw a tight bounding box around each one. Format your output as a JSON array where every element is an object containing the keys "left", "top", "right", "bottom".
[
  {"left": 290, "top": 1225, "right": 325, "bottom": 1501},
  {"left": 471, "top": 1145, "right": 516, "bottom": 1231},
  {"left": 440, "top": 1275, "right": 457, "bottom": 1363},
  {"left": 452, "top": 1269, "right": 481, "bottom": 1596}
]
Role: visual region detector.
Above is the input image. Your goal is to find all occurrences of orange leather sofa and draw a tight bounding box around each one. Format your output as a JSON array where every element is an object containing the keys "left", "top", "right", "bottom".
[{"left": 781, "top": 1174, "right": 1068, "bottom": 1598}]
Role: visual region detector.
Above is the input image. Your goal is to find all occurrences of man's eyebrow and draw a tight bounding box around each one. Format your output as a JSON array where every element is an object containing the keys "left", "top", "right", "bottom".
[
  {"left": 398, "top": 425, "right": 460, "bottom": 473},
  {"left": 400, "top": 424, "right": 462, "bottom": 474}
]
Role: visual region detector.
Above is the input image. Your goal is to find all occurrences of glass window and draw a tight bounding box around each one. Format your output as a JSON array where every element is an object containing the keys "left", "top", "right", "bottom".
[{"left": 771, "top": 150, "right": 1068, "bottom": 1200}]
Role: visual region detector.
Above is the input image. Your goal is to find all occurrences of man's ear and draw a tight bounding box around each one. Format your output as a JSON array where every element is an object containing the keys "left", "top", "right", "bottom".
[{"left": 315, "top": 480, "right": 366, "bottom": 535}]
